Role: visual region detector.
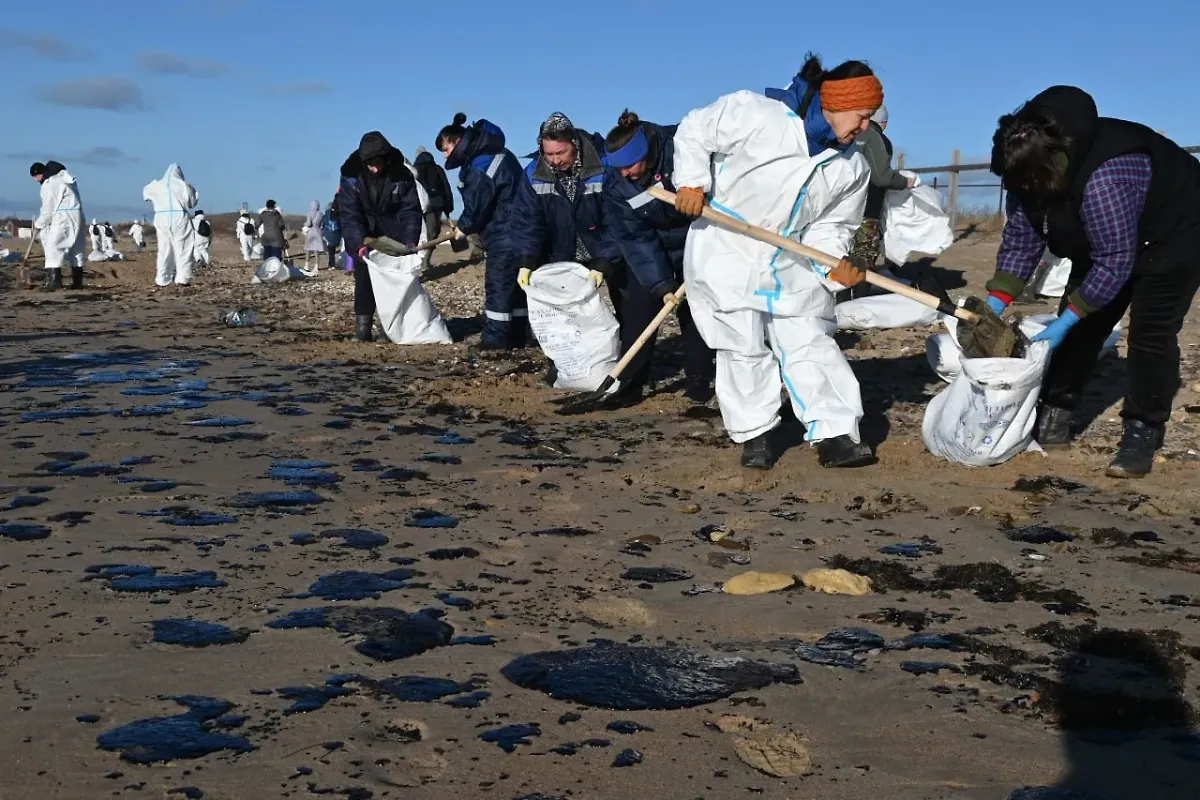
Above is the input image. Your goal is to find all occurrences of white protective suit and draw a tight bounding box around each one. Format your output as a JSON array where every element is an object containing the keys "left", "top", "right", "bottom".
[
  {"left": 129, "top": 222, "right": 145, "bottom": 250},
  {"left": 142, "top": 164, "right": 198, "bottom": 286},
  {"left": 674, "top": 90, "right": 870, "bottom": 445},
  {"left": 236, "top": 213, "right": 256, "bottom": 261},
  {"left": 192, "top": 212, "right": 212, "bottom": 267},
  {"left": 88, "top": 218, "right": 102, "bottom": 253},
  {"left": 100, "top": 224, "right": 114, "bottom": 252},
  {"left": 34, "top": 167, "right": 86, "bottom": 272}
]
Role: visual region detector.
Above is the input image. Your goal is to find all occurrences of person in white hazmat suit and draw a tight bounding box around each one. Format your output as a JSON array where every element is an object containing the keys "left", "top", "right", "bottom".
[
  {"left": 129, "top": 220, "right": 145, "bottom": 251},
  {"left": 88, "top": 218, "right": 102, "bottom": 254},
  {"left": 236, "top": 210, "right": 256, "bottom": 262},
  {"left": 30, "top": 161, "right": 87, "bottom": 291},
  {"left": 192, "top": 210, "right": 212, "bottom": 267},
  {"left": 671, "top": 54, "right": 885, "bottom": 470},
  {"left": 142, "top": 164, "right": 199, "bottom": 287}
]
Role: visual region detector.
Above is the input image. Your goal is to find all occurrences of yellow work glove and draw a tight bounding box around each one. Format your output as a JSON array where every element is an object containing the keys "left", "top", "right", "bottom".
[
  {"left": 588, "top": 270, "right": 604, "bottom": 287},
  {"left": 828, "top": 257, "right": 867, "bottom": 287},
  {"left": 674, "top": 187, "right": 706, "bottom": 218},
  {"left": 518, "top": 268, "right": 532, "bottom": 287}
]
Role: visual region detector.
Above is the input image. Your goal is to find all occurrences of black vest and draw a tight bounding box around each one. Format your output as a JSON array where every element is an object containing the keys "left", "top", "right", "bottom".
[{"left": 1018, "top": 119, "right": 1200, "bottom": 271}]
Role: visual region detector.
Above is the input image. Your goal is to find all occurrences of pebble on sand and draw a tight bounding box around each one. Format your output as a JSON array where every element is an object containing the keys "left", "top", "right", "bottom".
[{"left": 800, "top": 568, "right": 874, "bottom": 596}]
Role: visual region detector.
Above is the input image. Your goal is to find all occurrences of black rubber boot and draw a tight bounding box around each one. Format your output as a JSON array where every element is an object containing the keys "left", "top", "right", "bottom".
[
  {"left": 1035, "top": 404, "right": 1073, "bottom": 449},
  {"left": 740, "top": 432, "right": 777, "bottom": 470},
  {"left": 817, "top": 435, "right": 876, "bottom": 468},
  {"left": 354, "top": 315, "right": 374, "bottom": 342},
  {"left": 41, "top": 268, "right": 62, "bottom": 292},
  {"left": 1105, "top": 419, "right": 1165, "bottom": 479},
  {"left": 69, "top": 267, "right": 84, "bottom": 290}
]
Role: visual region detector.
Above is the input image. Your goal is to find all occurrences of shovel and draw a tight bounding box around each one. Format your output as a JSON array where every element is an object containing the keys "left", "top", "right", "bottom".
[
  {"left": 366, "top": 231, "right": 458, "bottom": 258},
  {"left": 554, "top": 284, "right": 688, "bottom": 415},
  {"left": 16, "top": 233, "right": 37, "bottom": 289}
]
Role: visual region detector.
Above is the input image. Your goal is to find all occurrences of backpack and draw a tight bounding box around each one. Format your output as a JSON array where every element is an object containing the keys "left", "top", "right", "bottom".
[
  {"left": 91, "top": 225, "right": 99, "bottom": 236},
  {"left": 197, "top": 219, "right": 211, "bottom": 238},
  {"left": 104, "top": 225, "right": 114, "bottom": 237},
  {"left": 242, "top": 221, "right": 254, "bottom": 236},
  {"left": 321, "top": 211, "right": 341, "bottom": 242}
]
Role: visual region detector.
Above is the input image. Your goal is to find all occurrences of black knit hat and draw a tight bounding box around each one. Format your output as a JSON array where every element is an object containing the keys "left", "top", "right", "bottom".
[{"left": 29, "top": 162, "right": 46, "bottom": 176}]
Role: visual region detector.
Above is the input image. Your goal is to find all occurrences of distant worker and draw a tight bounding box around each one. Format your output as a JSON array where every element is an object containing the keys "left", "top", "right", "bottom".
[
  {"left": 193, "top": 210, "right": 212, "bottom": 267},
  {"left": 142, "top": 163, "right": 198, "bottom": 287},
  {"left": 321, "top": 196, "right": 342, "bottom": 270},
  {"left": 101, "top": 221, "right": 116, "bottom": 252},
  {"left": 236, "top": 209, "right": 256, "bottom": 262},
  {"left": 259, "top": 200, "right": 287, "bottom": 261},
  {"left": 304, "top": 200, "right": 325, "bottom": 271},
  {"left": 129, "top": 219, "right": 145, "bottom": 252},
  {"left": 30, "top": 160, "right": 86, "bottom": 291},
  {"left": 88, "top": 218, "right": 102, "bottom": 253},
  {"left": 413, "top": 145, "right": 455, "bottom": 269}
]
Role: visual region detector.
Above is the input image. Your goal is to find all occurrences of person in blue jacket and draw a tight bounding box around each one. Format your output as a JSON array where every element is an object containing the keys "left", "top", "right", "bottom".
[
  {"left": 437, "top": 112, "right": 540, "bottom": 351},
  {"left": 339, "top": 131, "right": 424, "bottom": 342},
  {"left": 601, "top": 109, "right": 714, "bottom": 409}
]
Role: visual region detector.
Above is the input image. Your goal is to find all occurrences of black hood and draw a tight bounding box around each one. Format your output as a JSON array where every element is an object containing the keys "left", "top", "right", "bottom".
[
  {"left": 1024, "top": 86, "right": 1099, "bottom": 175},
  {"left": 413, "top": 151, "right": 436, "bottom": 166},
  {"left": 340, "top": 131, "right": 404, "bottom": 178},
  {"left": 43, "top": 160, "right": 66, "bottom": 178}
]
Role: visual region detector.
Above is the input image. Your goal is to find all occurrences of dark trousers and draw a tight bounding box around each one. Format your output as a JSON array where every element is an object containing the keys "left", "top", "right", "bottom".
[
  {"left": 481, "top": 250, "right": 528, "bottom": 347},
  {"left": 353, "top": 260, "right": 375, "bottom": 316},
  {"left": 608, "top": 266, "right": 713, "bottom": 395},
  {"left": 1044, "top": 228, "right": 1200, "bottom": 426},
  {"left": 262, "top": 245, "right": 283, "bottom": 261},
  {"left": 424, "top": 211, "right": 443, "bottom": 242},
  {"left": 327, "top": 245, "right": 338, "bottom": 270}
]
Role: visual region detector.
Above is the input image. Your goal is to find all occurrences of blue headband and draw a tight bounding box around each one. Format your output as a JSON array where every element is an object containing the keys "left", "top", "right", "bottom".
[{"left": 605, "top": 126, "right": 649, "bottom": 168}]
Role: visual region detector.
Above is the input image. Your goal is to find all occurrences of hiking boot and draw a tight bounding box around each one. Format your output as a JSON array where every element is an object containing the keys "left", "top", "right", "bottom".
[
  {"left": 354, "top": 315, "right": 374, "bottom": 342},
  {"left": 1105, "top": 419, "right": 1165, "bottom": 479},
  {"left": 740, "top": 432, "right": 777, "bottom": 470},
  {"left": 1035, "top": 404, "right": 1073, "bottom": 449},
  {"left": 41, "top": 268, "right": 62, "bottom": 292},
  {"left": 817, "top": 435, "right": 876, "bottom": 468},
  {"left": 69, "top": 267, "right": 84, "bottom": 290}
]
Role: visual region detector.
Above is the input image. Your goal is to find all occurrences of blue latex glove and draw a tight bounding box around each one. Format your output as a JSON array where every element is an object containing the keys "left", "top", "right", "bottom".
[
  {"left": 986, "top": 295, "right": 1009, "bottom": 316},
  {"left": 1030, "top": 307, "right": 1082, "bottom": 351}
]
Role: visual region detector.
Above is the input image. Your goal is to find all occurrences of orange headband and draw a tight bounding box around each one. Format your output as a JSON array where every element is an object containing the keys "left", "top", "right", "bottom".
[{"left": 820, "top": 75, "right": 884, "bottom": 113}]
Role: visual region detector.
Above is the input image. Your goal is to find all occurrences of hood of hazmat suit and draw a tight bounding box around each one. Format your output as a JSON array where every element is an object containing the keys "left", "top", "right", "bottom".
[
  {"left": 34, "top": 162, "right": 85, "bottom": 264},
  {"left": 673, "top": 89, "right": 869, "bottom": 317}
]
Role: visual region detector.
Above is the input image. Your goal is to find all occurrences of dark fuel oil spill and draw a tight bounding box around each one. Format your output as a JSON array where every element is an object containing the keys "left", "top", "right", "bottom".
[
  {"left": 445, "top": 690, "right": 491, "bottom": 708},
  {"left": 900, "top": 661, "right": 960, "bottom": 675},
  {"left": 612, "top": 748, "right": 643, "bottom": 767},
  {"left": 6, "top": 495, "right": 49, "bottom": 510},
  {"left": 620, "top": 567, "right": 694, "bottom": 583},
  {"left": 152, "top": 619, "right": 251, "bottom": 647},
  {"left": 364, "top": 676, "right": 483, "bottom": 702},
  {"left": 406, "top": 510, "right": 459, "bottom": 529},
  {"left": 87, "top": 564, "right": 227, "bottom": 593},
  {"left": 1005, "top": 525, "right": 1076, "bottom": 545},
  {"left": 137, "top": 508, "right": 238, "bottom": 527},
  {"left": 434, "top": 433, "right": 475, "bottom": 445},
  {"left": 0, "top": 522, "right": 51, "bottom": 541},
  {"left": 183, "top": 417, "right": 253, "bottom": 428},
  {"left": 426, "top": 547, "right": 479, "bottom": 561},
  {"left": 294, "top": 569, "right": 416, "bottom": 601},
  {"left": 377, "top": 467, "right": 429, "bottom": 482},
  {"left": 276, "top": 676, "right": 359, "bottom": 714},
  {"left": 606, "top": 720, "right": 654, "bottom": 734},
  {"left": 824, "top": 555, "right": 1087, "bottom": 605},
  {"left": 501, "top": 642, "right": 802, "bottom": 710},
  {"left": 417, "top": 453, "right": 462, "bottom": 465},
  {"left": 96, "top": 696, "right": 254, "bottom": 763},
  {"left": 267, "top": 606, "right": 453, "bottom": 661},
  {"left": 271, "top": 459, "right": 335, "bottom": 469},
  {"left": 321, "top": 529, "right": 389, "bottom": 550},
  {"left": 224, "top": 490, "right": 325, "bottom": 509},
  {"left": 267, "top": 467, "right": 341, "bottom": 487},
  {"left": 479, "top": 723, "right": 540, "bottom": 753}
]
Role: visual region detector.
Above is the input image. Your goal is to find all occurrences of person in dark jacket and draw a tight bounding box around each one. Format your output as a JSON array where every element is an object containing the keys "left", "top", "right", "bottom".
[
  {"left": 986, "top": 85, "right": 1200, "bottom": 478},
  {"left": 259, "top": 200, "right": 287, "bottom": 260},
  {"left": 340, "top": 130, "right": 424, "bottom": 342},
  {"left": 849, "top": 105, "right": 916, "bottom": 275},
  {"left": 322, "top": 195, "right": 341, "bottom": 270},
  {"left": 437, "top": 112, "right": 539, "bottom": 350},
  {"left": 413, "top": 146, "right": 454, "bottom": 268},
  {"left": 600, "top": 110, "right": 714, "bottom": 409}
]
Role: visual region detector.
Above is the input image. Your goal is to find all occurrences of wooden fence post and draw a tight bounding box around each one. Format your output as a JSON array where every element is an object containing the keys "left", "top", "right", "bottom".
[{"left": 948, "top": 149, "right": 961, "bottom": 230}]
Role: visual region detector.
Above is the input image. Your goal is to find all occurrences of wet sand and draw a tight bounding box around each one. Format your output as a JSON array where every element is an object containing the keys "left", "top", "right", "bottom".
[{"left": 1, "top": 232, "right": 1199, "bottom": 800}]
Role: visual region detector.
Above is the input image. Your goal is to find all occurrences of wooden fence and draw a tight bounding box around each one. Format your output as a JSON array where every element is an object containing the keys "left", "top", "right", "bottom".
[{"left": 896, "top": 145, "right": 1200, "bottom": 229}]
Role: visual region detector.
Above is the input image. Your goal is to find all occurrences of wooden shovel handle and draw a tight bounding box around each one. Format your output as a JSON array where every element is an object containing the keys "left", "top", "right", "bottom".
[
  {"left": 647, "top": 186, "right": 979, "bottom": 323},
  {"left": 606, "top": 284, "right": 687, "bottom": 381}
]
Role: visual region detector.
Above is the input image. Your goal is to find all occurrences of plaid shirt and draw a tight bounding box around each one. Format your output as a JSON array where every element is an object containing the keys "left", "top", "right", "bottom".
[{"left": 994, "top": 153, "right": 1151, "bottom": 313}]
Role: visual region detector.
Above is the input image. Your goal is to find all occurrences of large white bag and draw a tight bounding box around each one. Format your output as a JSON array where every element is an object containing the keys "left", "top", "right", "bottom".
[
  {"left": 253, "top": 256, "right": 290, "bottom": 283},
  {"left": 836, "top": 294, "right": 941, "bottom": 331},
  {"left": 364, "top": 251, "right": 452, "bottom": 344},
  {"left": 1028, "top": 255, "right": 1072, "bottom": 298},
  {"left": 926, "top": 314, "right": 1121, "bottom": 384},
  {"left": 521, "top": 262, "right": 620, "bottom": 391},
  {"left": 922, "top": 317, "right": 1052, "bottom": 467},
  {"left": 882, "top": 184, "right": 954, "bottom": 265}
]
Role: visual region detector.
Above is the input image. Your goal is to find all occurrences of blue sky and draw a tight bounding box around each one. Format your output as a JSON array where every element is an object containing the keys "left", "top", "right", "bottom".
[{"left": 2, "top": 0, "right": 1197, "bottom": 222}]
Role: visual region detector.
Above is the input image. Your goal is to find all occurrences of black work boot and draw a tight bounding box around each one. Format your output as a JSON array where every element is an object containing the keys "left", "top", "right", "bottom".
[
  {"left": 41, "top": 268, "right": 63, "bottom": 292},
  {"left": 354, "top": 315, "right": 374, "bottom": 342},
  {"left": 1105, "top": 419, "right": 1165, "bottom": 479},
  {"left": 1035, "top": 404, "right": 1073, "bottom": 449},
  {"left": 741, "top": 432, "right": 777, "bottom": 470},
  {"left": 69, "top": 267, "right": 84, "bottom": 290},
  {"left": 817, "top": 435, "right": 876, "bottom": 468}
]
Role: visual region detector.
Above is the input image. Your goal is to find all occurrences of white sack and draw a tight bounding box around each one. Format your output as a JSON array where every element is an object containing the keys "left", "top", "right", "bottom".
[
  {"left": 251, "top": 243, "right": 263, "bottom": 259},
  {"left": 1028, "top": 255, "right": 1072, "bottom": 298},
  {"left": 836, "top": 293, "right": 940, "bottom": 331},
  {"left": 253, "top": 256, "right": 291, "bottom": 284},
  {"left": 364, "top": 251, "right": 452, "bottom": 344},
  {"left": 882, "top": 184, "right": 954, "bottom": 264},
  {"left": 521, "top": 262, "right": 620, "bottom": 391},
  {"left": 922, "top": 316, "right": 1053, "bottom": 467},
  {"left": 86, "top": 249, "right": 125, "bottom": 262},
  {"left": 927, "top": 314, "right": 1121, "bottom": 384}
]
